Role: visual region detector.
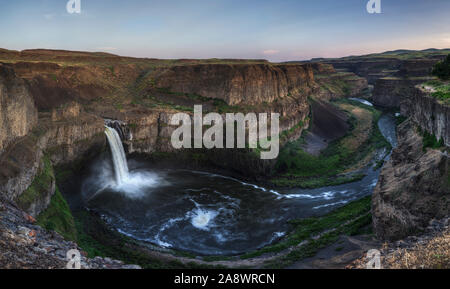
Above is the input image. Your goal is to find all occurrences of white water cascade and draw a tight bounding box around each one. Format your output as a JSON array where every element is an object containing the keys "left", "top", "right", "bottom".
[{"left": 105, "top": 126, "right": 130, "bottom": 185}]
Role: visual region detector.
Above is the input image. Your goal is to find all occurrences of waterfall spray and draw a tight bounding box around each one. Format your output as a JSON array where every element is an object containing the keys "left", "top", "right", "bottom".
[{"left": 105, "top": 126, "right": 129, "bottom": 185}]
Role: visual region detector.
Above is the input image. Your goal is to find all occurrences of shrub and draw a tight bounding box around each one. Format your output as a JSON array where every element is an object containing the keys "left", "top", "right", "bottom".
[{"left": 432, "top": 54, "right": 450, "bottom": 80}]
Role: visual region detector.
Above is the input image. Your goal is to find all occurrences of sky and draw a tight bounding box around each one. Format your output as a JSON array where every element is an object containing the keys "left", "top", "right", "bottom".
[{"left": 0, "top": 0, "right": 450, "bottom": 61}]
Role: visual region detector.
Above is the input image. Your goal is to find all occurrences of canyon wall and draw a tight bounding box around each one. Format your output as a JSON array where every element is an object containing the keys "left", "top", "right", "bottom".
[
  {"left": 323, "top": 59, "right": 401, "bottom": 85},
  {"left": 152, "top": 64, "right": 315, "bottom": 105},
  {"left": 401, "top": 87, "right": 450, "bottom": 147},
  {"left": 0, "top": 68, "right": 104, "bottom": 216},
  {"left": 0, "top": 64, "right": 38, "bottom": 154},
  {"left": 372, "top": 77, "right": 429, "bottom": 108},
  {"left": 372, "top": 120, "right": 449, "bottom": 240},
  {"left": 360, "top": 59, "right": 439, "bottom": 108},
  {"left": 373, "top": 82, "right": 449, "bottom": 241}
]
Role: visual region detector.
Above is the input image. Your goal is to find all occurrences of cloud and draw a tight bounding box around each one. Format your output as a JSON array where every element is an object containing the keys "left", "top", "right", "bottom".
[{"left": 262, "top": 49, "right": 280, "bottom": 55}]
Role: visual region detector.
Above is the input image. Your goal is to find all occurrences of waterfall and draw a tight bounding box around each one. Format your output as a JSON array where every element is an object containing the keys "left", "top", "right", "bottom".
[{"left": 105, "top": 126, "right": 129, "bottom": 185}]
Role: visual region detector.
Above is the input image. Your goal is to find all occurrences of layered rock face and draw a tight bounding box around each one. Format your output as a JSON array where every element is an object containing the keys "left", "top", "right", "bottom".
[
  {"left": 372, "top": 120, "right": 449, "bottom": 240},
  {"left": 369, "top": 59, "right": 439, "bottom": 108},
  {"left": 0, "top": 78, "right": 104, "bottom": 215},
  {"left": 372, "top": 77, "right": 429, "bottom": 108},
  {"left": 401, "top": 87, "right": 450, "bottom": 147},
  {"left": 324, "top": 59, "right": 401, "bottom": 85},
  {"left": 397, "top": 59, "right": 440, "bottom": 77},
  {"left": 314, "top": 72, "right": 368, "bottom": 101},
  {"left": 39, "top": 103, "right": 105, "bottom": 165},
  {"left": 153, "top": 64, "right": 315, "bottom": 105},
  {"left": 0, "top": 64, "right": 38, "bottom": 154},
  {"left": 0, "top": 107, "right": 104, "bottom": 208}
]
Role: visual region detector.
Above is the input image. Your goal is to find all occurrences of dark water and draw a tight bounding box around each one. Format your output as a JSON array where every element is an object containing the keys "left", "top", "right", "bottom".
[{"left": 81, "top": 112, "right": 397, "bottom": 256}]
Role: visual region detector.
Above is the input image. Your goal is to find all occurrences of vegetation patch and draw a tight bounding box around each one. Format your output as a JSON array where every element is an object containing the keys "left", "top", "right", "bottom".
[
  {"left": 239, "top": 196, "right": 371, "bottom": 260},
  {"left": 36, "top": 187, "right": 77, "bottom": 241},
  {"left": 419, "top": 127, "right": 445, "bottom": 151},
  {"left": 395, "top": 114, "right": 408, "bottom": 125},
  {"left": 263, "top": 213, "right": 372, "bottom": 268},
  {"left": 423, "top": 79, "right": 450, "bottom": 103},
  {"left": 15, "top": 156, "right": 54, "bottom": 211},
  {"left": 271, "top": 99, "right": 390, "bottom": 188},
  {"left": 432, "top": 54, "right": 450, "bottom": 81}
]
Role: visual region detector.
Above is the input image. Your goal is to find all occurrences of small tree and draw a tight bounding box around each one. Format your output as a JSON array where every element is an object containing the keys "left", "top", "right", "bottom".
[{"left": 432, "top": 54, "right": 450, "bottom": 80}]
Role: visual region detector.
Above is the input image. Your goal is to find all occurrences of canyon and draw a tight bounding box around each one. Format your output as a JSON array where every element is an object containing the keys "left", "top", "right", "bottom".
[{"left": 0, "top": 48, "right": 448, "bottom": 269}]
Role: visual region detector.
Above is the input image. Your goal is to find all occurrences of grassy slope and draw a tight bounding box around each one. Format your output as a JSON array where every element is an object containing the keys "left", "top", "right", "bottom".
[
  {"left": 271, "top": 99, "right": 390, "bottom": 188},
  {"left": 238, "top": 196, "right": 372, "bottom": 261},
  {"left": 16, "top": 156, "right": 54, "bottom": 212},
  {"left": 328, "top": 49, "right": 450, "bottom": 61},
  {"left": 421, "top": 79, "right": 450, "bottom": 104},
  {"left": 36, "top": 187, "right": 77, "bottom": 241}
]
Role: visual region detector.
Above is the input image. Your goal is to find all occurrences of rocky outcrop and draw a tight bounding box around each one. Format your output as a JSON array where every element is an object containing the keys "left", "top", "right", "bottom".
[
  {"left": 372, "top": 77, "right": 431, "bottom": 108},
  {"left": 344, "top": 57, "right": 441, "bottom": 108},
  {"left": 0, "top": 94, "right": 104, "bottom": 216},
  {"left": 372, "top": 120, "right": 449, "bottom": 240},
  {"left": 40, "top": 114, "right": 105, "bottom": 165},
  {"left": 350, "top": 217, "right": 449, "bottom": 269},
  {"left": 0, "top": 136, "right": 42, "bottom": 202},
  {"left": 0, "top": 64, "right": 38, "bottom": 154},
  {"left": 152, "top": 64, "right": 315, "bottom": 105},
  {"left": 401, "top": 86, "right": 450, "bottom": 147},
  {"left": 310, "top": 63, "right": 336, "bottom": 74},
  {"left": 0, "top": 195, "right": 140, "bottom": 269},
  {"left": 315, "top": 72, "right": 368, "bottom": 101}
]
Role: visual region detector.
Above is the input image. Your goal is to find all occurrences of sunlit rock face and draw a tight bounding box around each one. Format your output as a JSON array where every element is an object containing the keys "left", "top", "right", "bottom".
[
  {"left": 0, "top": 64, "right": 38, "bottom": 155},
  {"left": 151, "top": 64, "right": 315, "bottom": 105}
]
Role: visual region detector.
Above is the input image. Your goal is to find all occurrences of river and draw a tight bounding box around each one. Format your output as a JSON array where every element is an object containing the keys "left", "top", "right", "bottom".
[{"left": 81, "top": 103, "right": 397, "bottom": 256}]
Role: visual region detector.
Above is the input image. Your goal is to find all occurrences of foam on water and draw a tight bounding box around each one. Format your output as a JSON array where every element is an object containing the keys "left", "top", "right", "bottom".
[
  {"left": 282, "top": 190, "right": 348, "bottom": 200},
  {"left": 190, "top": 209, "right": 219, "bottom": 231}
]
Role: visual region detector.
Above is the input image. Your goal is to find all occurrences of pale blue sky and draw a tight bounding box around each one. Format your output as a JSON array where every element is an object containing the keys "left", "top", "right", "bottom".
[{"left": 0, "top": 0, "right": 449, "bottom": 61}]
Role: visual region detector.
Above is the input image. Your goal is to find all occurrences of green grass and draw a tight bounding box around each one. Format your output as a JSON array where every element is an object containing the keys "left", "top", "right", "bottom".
[
  {"left": 271, "top": 173, "right": 366, "bottom": 189},
  {"left": 432, "top": 54, "right": 450, "bottom": 81},
  {"left": 16, "top": 155, "right": 78, "bottom": 241},
  {"left": 395, "top": 115, "right": 408, "bottom": 125},
  {"left": 15, "top": 155, "right": 55, "bottom": 212},
  {"left": 271, "top": 100, "right": 390, "bottom": 188},
  {"left": 263, "top": 213, "right": 372, "bottom": 268},
  {"left": 36, "top": 187, "right": 77, "bottom": 241},
  {"left": 432, "top": 90, "right": 450, "bottom": 102},
  {"left": 240, "top": 196, "right": 372, "bottom": 260},
  {"left": 420, "top": 129, "right": 445, "bottom": 151},
  {"left": 423, "top": 79, "right": 450, "bottom": 103}
]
